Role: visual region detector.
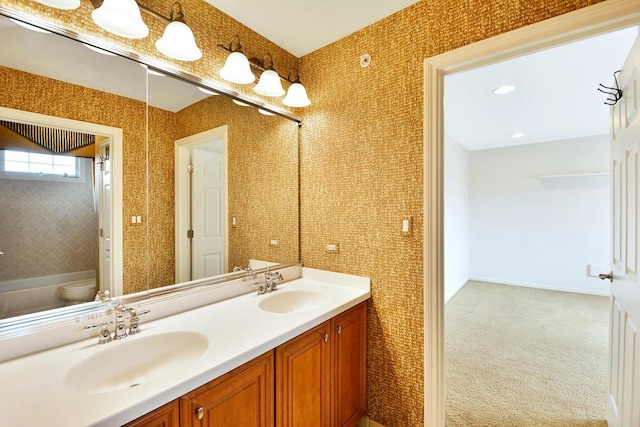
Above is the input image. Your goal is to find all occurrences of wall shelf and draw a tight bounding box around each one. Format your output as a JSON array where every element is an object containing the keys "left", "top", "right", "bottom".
[{"left": 538, "top": 172, "right": 610, "bottom": 190}]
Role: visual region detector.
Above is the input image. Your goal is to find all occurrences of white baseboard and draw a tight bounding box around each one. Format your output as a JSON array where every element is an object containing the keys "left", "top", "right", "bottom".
[{"left": 468, "top": 276, "right": 610, "bottom": 297}]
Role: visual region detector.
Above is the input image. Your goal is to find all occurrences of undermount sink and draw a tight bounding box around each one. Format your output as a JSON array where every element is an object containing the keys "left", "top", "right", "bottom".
[
  {"left": 258, "top": 289, "right": 331, "bottom": 314},
  {"left": 65, "top": 331, "right": 208, "bottom": 393}
]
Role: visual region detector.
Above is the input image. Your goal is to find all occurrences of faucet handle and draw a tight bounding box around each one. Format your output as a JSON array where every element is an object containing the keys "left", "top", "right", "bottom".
[
  {"left": 84, "top": 321, "right": 113, "bottom": 344},
  {"left": 253, "top": 281, "right": 267, "bottom": 295},
  {"left": 94, "top": 290, "right": 111, "bottom": 303},
  {"left": 127, "top": 308, "right": 150, "bottom": 335}
]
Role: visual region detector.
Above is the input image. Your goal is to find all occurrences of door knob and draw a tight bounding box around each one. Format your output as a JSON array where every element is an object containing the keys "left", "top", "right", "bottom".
[{"left": 599, "top": 271, "right": 613, "bottom": 283}]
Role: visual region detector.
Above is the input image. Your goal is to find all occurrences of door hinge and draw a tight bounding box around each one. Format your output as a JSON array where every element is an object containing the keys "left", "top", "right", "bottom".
[
  {"left": 99, "top": 228, "right": 104, "bottom": 237},
  {"left": 187, "top": 163, "right": 194, "bottom": 173},
  {"left": 187, "top": 229, "right": 194, "bottom": 239}
]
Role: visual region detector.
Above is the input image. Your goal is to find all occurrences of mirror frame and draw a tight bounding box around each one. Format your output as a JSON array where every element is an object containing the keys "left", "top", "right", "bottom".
[{"left": 0, "top": 6, "right": 302, "bottom": 333}]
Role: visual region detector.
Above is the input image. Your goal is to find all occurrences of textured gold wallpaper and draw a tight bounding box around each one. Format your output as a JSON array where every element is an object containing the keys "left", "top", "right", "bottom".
[
  {"left": 1, "top": 0, "right": 609, "bottom": 425},
  {"left": 147, "top": 96, "right": 299, "bottom": 289},
  {"left": 298, "top": 1, "right": 604, "bottom": 425}
]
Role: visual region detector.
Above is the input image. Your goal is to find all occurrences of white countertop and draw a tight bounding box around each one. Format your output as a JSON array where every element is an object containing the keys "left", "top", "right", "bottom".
[{"left": 0, "top": 268, "right": 370, "bottom": 427}]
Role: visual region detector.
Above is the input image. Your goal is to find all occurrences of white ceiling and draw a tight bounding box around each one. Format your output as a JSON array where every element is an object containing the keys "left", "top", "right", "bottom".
[
  {"left": 445, "top": 27, "right": 637, "bottom": 151},
  {"left": 207, "top": 0, "right": 421, "bottom": 57}
]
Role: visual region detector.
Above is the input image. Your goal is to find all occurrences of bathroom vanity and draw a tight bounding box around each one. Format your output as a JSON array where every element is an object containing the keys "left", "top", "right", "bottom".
[{"left": 0, "top": 267, "right": 370, "bottom": 427}]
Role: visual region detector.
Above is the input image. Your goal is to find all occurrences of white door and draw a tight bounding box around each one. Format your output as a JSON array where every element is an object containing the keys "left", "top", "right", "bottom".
[
  {"left": 191, "top": 148, "right": 225, "bottom": 279},
  {"left": 96, "top": 140, "right": 112, "bottom": 294},
  {"left": 607, "top": 32, "right": 640, "bottom": 427}
]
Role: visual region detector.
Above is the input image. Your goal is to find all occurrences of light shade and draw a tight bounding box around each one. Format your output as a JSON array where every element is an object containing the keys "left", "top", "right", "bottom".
[
  {"left": 156, "top": 21, "right": 202, "bottom": 61},
  {"left": 91, "top": 0, "right": 149, "bottom": 39},
  {"left": 219, "top": 52, "right": 255, "bottom": 84},
  {"left": 34, "top": 0, "right": 80, "bottom": 10},
  {"left": 283, "top": 82, "right": 311, "bottom": 107},
  {"left": 254, "top": 70, "right": 285, "bottom": 97}
]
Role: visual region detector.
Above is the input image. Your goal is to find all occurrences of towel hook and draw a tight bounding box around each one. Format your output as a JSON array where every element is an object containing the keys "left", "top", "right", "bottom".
[{"left": 597, "top": 70, "right": 622, "bottom": 106}]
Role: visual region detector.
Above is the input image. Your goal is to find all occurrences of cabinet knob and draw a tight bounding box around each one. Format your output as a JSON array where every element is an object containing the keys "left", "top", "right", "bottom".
[
  {"left": 323, "top": 333, "right": 328, "bottom": 342},
  {"left": 336, "top": 326, "right": 342, "bottom": 334},
  {"left": 196, "top": 406, "right": 204, "bottom": 421}
]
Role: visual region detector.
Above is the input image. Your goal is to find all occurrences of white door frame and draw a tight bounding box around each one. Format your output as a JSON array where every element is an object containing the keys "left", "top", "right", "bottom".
[
  {"left": 174, "top": 125, "right": 229, "bottom": 283},
  {"left": 0, "top": 106, "right": 123, "bottom": 297},
  {"left": 423, "top": 1, "right": 640, "bottom": 425}
]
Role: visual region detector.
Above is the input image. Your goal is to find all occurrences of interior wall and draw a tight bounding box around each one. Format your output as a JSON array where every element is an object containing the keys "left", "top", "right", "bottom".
[
  {"left": 298, "top": 1, "right": 605, "bottom": 424},
  {"left": 444, "top": 135, "right": 469, "bottom": 303},
  {"left": 469, "top": 135, "right": 611, "bottom": 295},
  {"left": 0, "top": 159, "right": 96, "bottom": 281}
]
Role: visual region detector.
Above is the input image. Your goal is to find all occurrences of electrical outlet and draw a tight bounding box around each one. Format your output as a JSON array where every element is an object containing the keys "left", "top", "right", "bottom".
[
  {"left": 270, "top": 239, "right": 279, "bottom": 247},
  {"left": 325, "top": 243, "right": 340, "bottom": 253}
]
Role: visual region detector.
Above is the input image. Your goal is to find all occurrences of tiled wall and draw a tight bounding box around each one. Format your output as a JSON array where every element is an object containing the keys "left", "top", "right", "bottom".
[
  {"left": 0, "top": 159, "right": 96, "bottom": 281},
  {"left": 298, "top": 1, "right": 604, "bottom": 425}
]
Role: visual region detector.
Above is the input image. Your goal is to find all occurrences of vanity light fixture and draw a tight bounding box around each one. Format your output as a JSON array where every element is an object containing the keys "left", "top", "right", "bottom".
[
  {"left": 89, "top": 0, "right": 200, "bottom": 61},
  {"left": 254, "top": 54, "right": 285, "bottom": 97},
  {"left": 493, "top": 84, "right": 516, "bottom": 95},
  {"left": 283, "top": 69, "right": 311, "bottom": 107},
  {"left": 155, "top": 2, "right": 202, "bottom": 61},
  {"left": 33, "top": 0, "right": 80, "bottom": 10},
  {"left": 91, "top": 0, "right": 149, "bottom": 39},
  {"left": 218, "top": 36, "right": 255, "bottom": 84}
]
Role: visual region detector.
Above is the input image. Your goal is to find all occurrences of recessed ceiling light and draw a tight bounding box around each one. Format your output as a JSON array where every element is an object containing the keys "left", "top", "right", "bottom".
[
  {"left": 232, "top": 99, "right": 250, "bottom": 107},
  {"left": 83, "top": 43, "right": 116, "bottom": 56},
  {"left": 493, "top": 85, "right": 516, "bottom": 95},
  {"left": 10, "top": 18, "right": 51, "bottom": 34},
  {"left": 510, "top": 133, "right": 525, "bottom": 138},
  {"left": 198, "top": 87, "right": 218, "bottom": 95}
]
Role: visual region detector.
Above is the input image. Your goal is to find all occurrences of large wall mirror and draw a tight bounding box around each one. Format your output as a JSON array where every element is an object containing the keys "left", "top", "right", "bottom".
[{"left": 0, "top": 12, "right": 300, "bottom": 321}]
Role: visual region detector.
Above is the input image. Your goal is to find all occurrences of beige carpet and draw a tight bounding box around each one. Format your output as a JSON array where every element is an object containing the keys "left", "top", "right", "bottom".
[{"left": 445, "top": 281, "right": 609, "bottom": 427}]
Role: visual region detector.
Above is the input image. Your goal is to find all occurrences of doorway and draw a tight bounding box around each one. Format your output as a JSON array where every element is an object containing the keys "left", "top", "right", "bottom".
[
  {"left": 175, "top": 125, "right": 229, "bottom": 283},
  {"left": 423, "top": 1, "right": 640, "bottom": 425}
]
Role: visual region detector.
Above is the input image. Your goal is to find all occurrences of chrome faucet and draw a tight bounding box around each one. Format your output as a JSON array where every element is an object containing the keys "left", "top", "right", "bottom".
[
  {"left": 233, "top": 264, "right": 256, "bottom": 279},
  {"left": 113, "top": 303, "right": 129, "bottom": 340},
  {"left": 84, "top": 302, "right": 150, "bottom": 344},
  {"left": 265, "top": 268, "right": 284, "bottom": 292}
]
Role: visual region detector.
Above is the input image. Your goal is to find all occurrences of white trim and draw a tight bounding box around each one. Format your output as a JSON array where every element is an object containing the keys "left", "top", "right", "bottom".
[
  {"left": 0, "top": 106, "right": 123, "bottom": 298},
  {"left": 174, "top": 125, "right": 229, "bottom": 283},
  {"left": 424, "top": 1, "right": 640, "bottom": 425},
  {"left": 467, "top": 277, "right": 610, "bottom": 297}
]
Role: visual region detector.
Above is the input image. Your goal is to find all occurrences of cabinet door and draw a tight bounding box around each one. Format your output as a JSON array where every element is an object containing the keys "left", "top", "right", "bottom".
[
  {"left": 276, "top": 321, "right": 331, "bottom": 427},
  {"left": 123, "top": 399, "right": 179, "bottom": 427},
  {"left": 332, "top": 302, "right": 367, "bottom": 427},
  {"left": 180, "top": 351, "right": 274, "bottom": 427}
]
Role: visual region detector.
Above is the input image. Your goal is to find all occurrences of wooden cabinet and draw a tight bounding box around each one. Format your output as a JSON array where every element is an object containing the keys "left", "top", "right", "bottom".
[
  {"left": 276, "top": 302, "right": 367, "bottom": 427},
  {"left": 276, "top": 321, "right": 332, "bottom": 427},
  {"left": 332, "top": 302, "right": 367, "bottom": 427},
  {"left": 123, "top": 302, "right": 366, "bottom": 427},
  {"left": 180, "top": 351, "right": 274, "bottom": 427},
  {"left": 123, "top": 400, "right": 180, "bottom": 427}
]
